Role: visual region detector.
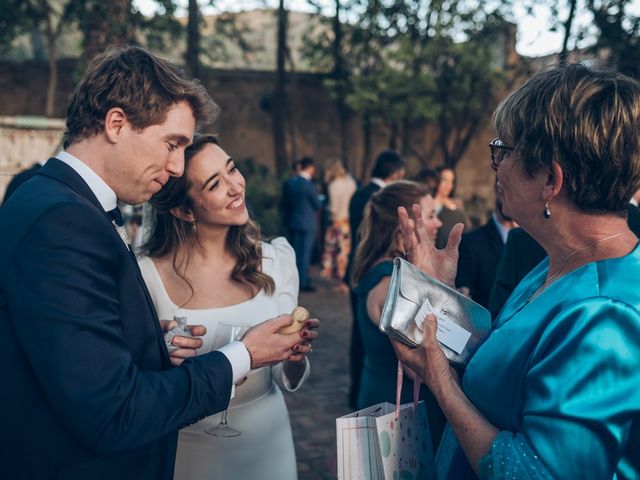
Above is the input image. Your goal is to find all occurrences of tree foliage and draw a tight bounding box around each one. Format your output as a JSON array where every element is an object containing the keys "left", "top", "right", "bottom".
[
  {"left": 588, "top": 0, "right": 640, "bottom": 78},
  {"left": 305, "top": 0, "right": 510, "bottom": 172}
]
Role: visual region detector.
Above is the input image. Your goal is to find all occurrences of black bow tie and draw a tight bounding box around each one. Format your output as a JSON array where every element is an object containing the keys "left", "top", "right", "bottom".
[{"left": 107, "top": 207, "right": 124, "bottom": 227}]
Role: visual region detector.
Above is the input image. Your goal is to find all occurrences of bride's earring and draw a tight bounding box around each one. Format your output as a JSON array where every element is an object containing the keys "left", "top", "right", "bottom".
[{"left": 543, "top": 201, "right": 551, "bottom": 219}]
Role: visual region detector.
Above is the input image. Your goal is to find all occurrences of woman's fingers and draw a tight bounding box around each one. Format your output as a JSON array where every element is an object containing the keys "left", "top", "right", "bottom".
[
  {"left": 398, "top": 206, "right": 418, "bottom": 259},
  {"left": 445, "top": 223, "right": 464, "bottom": 254},
  {"left": 421, "top": 314, "right": 439, "bottom": 349},
  {"left": 412, "top": 203, "right": 434, "bottom": 247}
]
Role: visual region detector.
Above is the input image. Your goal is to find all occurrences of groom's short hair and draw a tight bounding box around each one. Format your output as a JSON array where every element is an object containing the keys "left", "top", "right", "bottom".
[{"left": 63, "top": 46, "right": 219, "bottom": 148}]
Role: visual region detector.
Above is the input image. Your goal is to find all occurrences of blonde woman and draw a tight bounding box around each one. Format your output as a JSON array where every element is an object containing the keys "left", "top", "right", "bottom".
[{"left": 321, "top": 160, "right": 356, "bottom": 290}]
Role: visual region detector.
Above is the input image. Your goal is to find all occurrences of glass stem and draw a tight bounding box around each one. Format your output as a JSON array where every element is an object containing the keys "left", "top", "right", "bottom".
[{"left": 219, "top": 410, "right": 229, "bottom": 426}]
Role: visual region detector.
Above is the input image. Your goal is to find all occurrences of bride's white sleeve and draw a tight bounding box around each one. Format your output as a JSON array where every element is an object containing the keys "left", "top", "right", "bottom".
[{"left": 268, "top": 237, "right": 310, "bottom": 392}]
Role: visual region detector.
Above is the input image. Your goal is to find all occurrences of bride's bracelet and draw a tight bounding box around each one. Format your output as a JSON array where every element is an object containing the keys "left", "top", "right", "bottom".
[{"left": 242, "top": 342, "right": 255, "bottom": 369}]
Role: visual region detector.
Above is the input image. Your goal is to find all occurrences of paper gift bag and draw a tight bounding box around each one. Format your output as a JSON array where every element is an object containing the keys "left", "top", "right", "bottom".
[{"left": 336, "top": 401, "right": 436, "bottom": 480}]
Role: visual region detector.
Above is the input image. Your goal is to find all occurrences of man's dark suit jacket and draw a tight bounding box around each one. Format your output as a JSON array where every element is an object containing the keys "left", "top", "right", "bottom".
[
  {"left": 0, "top": 159, "right": 232, "bottom": 480},
  {"left": 346, "top": 182, "right": 381, "bottom": 280},
  {"left": 1, "top": 162, "right": 41, "bottom": 205},
  {"left": 348, "top": 182, "right": 381, "bottom": 251},
  {"left": 455, "top": 218, "right": 505, "bottom": 309},
  {"left": 488, "top": 204, "right": 640, "bottom": 318},
  {"left": 281, "top": 175, "right": 321, "bottom": 232}
]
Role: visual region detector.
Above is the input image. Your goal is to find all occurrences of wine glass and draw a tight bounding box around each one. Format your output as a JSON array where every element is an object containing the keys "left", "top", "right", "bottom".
[{"left": 204, "top": 321, "right": 251, "bottom": 437}]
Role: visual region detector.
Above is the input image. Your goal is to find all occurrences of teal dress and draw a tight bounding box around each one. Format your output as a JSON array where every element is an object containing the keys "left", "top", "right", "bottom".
[
  {"left": 355, "top": 261, "right": 446, "bottom": 450},
  {"left": 438, "top": 243, "right": 640, "bottom": 479}
]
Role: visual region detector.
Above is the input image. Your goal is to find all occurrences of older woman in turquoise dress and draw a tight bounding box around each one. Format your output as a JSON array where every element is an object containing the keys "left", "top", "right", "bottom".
[{"left": 393, "top": 64, "right": 640, "bottom": 479}]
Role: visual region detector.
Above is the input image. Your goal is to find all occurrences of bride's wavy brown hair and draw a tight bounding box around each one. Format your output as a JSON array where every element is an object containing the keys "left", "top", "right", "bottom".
[{"left": 143, "top": 134, "right": 275, "bottom": 305}]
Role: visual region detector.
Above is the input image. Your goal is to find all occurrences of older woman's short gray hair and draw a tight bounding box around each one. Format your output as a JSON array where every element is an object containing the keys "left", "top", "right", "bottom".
[{"left": 493, "top": 63, "right": 640, "bottom": 213}]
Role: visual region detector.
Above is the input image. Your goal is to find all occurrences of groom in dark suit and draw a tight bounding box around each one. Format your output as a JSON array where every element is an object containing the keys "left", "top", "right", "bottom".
[{"left": 0, "top": 47, "right": 313, "bottom": 480}]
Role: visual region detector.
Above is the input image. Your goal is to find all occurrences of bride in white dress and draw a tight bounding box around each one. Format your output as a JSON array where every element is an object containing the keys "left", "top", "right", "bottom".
[{"left": 138, "top": 135, "right": 317, "bottom": 480}]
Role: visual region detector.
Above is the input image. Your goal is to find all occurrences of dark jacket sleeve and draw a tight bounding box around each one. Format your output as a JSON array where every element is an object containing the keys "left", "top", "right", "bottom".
[
  {"left": 306, "top": 180, "right": 321, "bottom": 210},
  {"left": 6, "top": 202, "right": 232, "bottom": 454},
  {"left": 455, "top": 233, "right": 476, "bottom": 293},
  {"left": 488, "top": 229, "right": 520, "bottom": 319}
]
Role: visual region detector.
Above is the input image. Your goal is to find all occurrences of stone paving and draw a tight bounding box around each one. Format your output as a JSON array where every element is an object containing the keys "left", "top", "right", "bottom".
[{"left": 282, "top": 269, "right": 354, "bottom": 480}]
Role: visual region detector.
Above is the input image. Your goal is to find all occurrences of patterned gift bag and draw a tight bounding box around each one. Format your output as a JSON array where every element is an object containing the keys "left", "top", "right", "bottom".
[{"left": 336, "top": 401, "right": 436, "bottom": 480}]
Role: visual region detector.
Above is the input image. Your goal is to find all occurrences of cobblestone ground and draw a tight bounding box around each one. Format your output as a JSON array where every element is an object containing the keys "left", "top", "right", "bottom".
[{"left": 282, "top": 268, "right": 354, "bottom": 480}]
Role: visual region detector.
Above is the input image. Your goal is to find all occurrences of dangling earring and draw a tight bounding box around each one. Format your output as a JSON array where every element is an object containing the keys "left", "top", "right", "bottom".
[
  {"left": 192, "top": 219, "right": 197, "bottom": 233},
  {"left": 543, "top": 201, "right": 551, "bottom": 219}
]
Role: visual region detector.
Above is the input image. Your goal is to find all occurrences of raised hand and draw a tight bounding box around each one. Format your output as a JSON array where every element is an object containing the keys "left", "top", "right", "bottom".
[{"left": 397, "top": 204, "right": 463, "bottom": 287}]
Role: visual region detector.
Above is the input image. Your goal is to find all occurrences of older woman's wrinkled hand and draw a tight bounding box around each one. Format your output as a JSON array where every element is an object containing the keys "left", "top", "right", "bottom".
[
  {"left": 398, "top": 204, "right": 463, "bottom": 288},
  {"left": 392, "top": 314, "right": 458, "bottom": 397}
]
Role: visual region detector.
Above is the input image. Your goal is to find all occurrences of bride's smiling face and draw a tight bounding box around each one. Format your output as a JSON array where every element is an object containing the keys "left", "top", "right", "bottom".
[{"left": 185, "top": 143, "right": 249, "bottom": 228}]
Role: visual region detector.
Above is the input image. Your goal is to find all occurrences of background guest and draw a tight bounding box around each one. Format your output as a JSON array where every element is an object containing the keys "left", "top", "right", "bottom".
[
  {"left": 433, "top": 166, "right": 469, "bottom": 249},
  {"left": 488, "top": 192, "right": 640, "bottom": 318},
  {"left": 351, "top": 180, "right": 446, "bottom": 450},
  {"left": 413, "top": 167, "right": 439, "bottom": 194},
  {"left": 281, "top": 156, "right": 322, "bottom": 292},
  {"left": 321, "top": 160, "right": 357, "bottom": 292},
  {"left": 345, "top": 149, "right": 406, "bottom": 408},
  {"left": 1, "top": 161, "right": 43, "bottom": 205},
  {"left": 455, "top": 192, "right": 516, "bottom": 310}
]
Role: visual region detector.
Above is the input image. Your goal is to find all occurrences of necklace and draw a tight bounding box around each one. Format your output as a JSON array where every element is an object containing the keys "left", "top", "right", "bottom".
[{"left": 526, "top": 231, "right": 627, "bottom": 304}]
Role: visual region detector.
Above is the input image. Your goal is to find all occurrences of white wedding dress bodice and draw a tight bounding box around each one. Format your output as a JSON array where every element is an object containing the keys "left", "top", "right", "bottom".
[{"left": 139, "top": 237, "right": 308, "bottom": 480}]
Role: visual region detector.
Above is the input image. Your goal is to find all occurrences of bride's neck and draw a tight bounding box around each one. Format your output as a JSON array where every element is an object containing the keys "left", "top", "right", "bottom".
[{"left": 174, "top": 225, "right": 233, "bottom": 266}]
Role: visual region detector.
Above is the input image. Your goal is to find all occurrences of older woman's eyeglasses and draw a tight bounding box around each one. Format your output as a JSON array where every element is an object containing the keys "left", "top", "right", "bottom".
[{"left": 489, "top": 138, "right": 514, "bottom": 170}]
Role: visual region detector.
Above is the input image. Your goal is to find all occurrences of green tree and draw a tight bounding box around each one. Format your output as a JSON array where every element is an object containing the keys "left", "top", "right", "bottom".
[
  {"left": 588, "top": 0, "right": 640, "bottom": 78},
  {"left": 272, "top": 0, "right": 289, "bottom": 176},
  {"left": 311, "top": 0, "right": 510, "bottom": 171},
  {"left": 521, "top": 0, "right": 639, "bottom": 77},
  {"left": 0, "top": 0, "right": 76, "bottom": 117},
  {"left": 186, "top": 0, "right": 202, "bottom": 77}
]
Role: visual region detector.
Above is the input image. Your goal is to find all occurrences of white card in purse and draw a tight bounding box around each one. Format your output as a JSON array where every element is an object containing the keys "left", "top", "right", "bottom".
[{"left": 414, "top": 297, "right": 472, "bottom": 355}]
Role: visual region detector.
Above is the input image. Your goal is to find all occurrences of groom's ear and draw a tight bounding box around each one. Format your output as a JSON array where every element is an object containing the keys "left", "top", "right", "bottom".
[{"left": 169, "top": 206, "right": 195, "bottom": 223}]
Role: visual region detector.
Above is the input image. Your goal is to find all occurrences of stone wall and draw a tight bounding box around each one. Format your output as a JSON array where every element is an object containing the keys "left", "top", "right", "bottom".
[{"left": 0, "top": 116, "right": 65, "bottom": 199}]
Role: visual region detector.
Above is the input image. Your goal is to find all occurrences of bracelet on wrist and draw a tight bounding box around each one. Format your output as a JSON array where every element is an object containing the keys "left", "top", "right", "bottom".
[{"left": 243, "top": 342, "right": 255, "bottom": 369}]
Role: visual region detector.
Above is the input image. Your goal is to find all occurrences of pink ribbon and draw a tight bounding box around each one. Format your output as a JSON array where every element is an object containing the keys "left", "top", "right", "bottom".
[{"left": 396, "top": 360, "right": 420, "bottom": 419}]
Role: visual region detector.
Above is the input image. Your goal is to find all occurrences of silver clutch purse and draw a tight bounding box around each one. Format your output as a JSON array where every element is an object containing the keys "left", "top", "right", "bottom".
[{"left": 379, "top": 257, "right": 491, "bottom": 366}]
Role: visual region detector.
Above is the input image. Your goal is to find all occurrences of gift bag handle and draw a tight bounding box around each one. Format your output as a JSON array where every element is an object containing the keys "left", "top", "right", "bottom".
[{"left": 395, "top": 360, "right": 420, "bottom": 419}]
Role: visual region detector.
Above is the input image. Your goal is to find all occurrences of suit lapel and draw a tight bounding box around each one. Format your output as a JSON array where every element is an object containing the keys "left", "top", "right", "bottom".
[
  {"left": 38, "top": 158, "right": 105, "bottom": 213},
  {"left": 130, "top": 251, "right": 172, "bottom": 367},
  {"left": 38, "top": 158, "right": 171, "bottom": 366}
]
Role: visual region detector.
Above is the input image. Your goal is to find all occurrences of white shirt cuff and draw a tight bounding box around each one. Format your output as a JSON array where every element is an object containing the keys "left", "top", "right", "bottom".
[{"left": 218, "top": 340, "right": 251, "bottom": 384}]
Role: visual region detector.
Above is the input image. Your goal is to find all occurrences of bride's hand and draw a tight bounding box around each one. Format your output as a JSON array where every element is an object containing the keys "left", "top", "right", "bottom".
[{"left": 397, "top": 204, "right": 463, "bottom": 288}]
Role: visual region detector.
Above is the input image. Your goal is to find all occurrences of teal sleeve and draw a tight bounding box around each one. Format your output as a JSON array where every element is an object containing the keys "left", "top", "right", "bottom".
[
  {"left": 479, "top": 431, "right": 552, "bottom": 479},
  {"left": 483, "top": 299, "right": 640, "bottom": 479}
]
